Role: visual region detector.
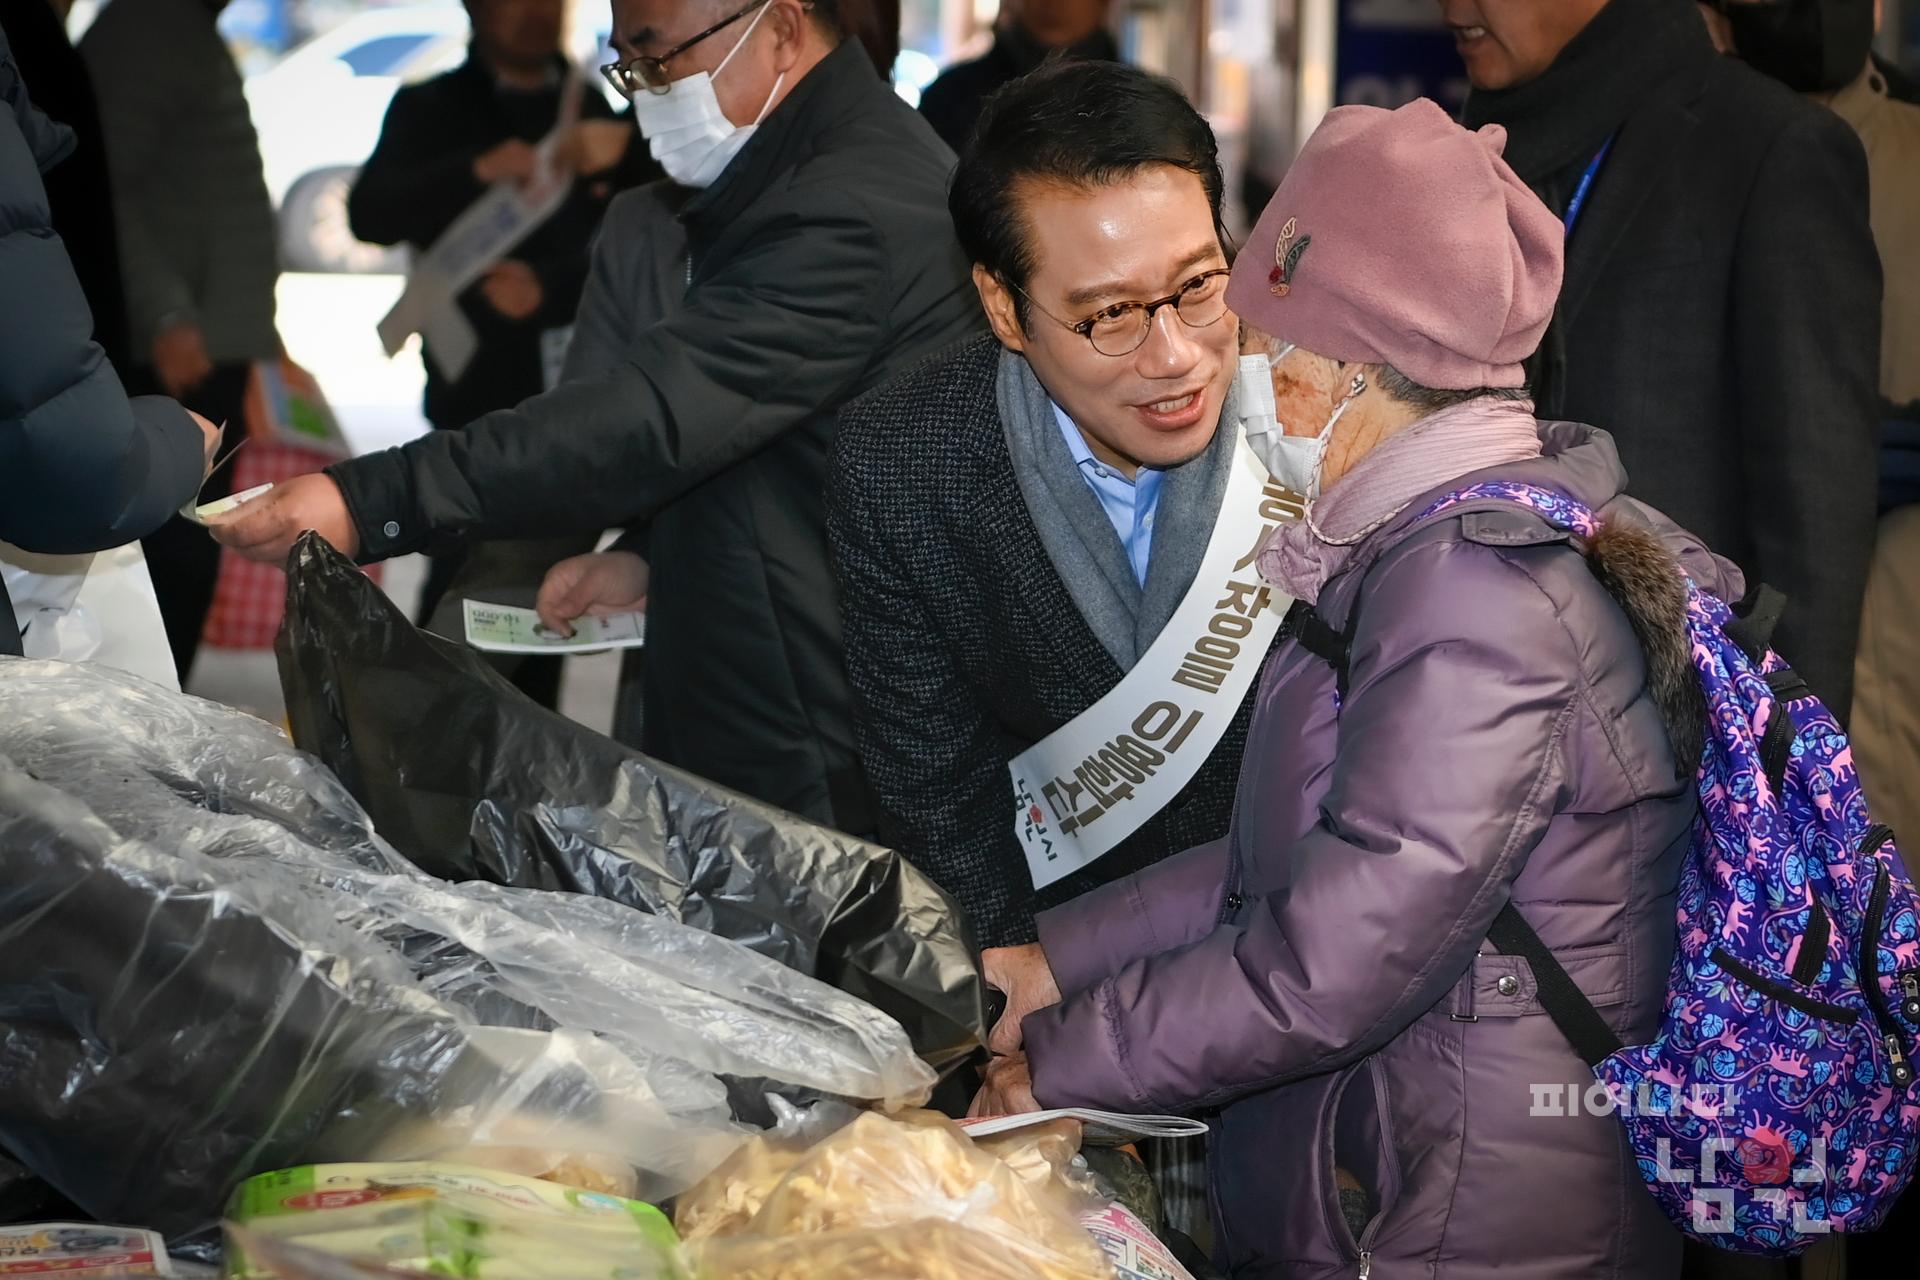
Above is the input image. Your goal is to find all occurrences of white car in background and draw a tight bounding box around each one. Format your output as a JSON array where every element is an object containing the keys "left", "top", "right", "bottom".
[{"left": 246, "top": 4, "right": 617, "bottom": 273}]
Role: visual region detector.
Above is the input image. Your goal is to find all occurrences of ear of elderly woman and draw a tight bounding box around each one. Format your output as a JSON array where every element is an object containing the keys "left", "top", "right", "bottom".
[{"left": 976, "top": 98, "right": 1742, "bottom": 1280}]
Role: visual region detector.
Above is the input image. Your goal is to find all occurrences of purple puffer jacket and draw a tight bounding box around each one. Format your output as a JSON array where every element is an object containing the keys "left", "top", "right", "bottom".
[{"left": 1022, "top": 424, "right": 1745, "bottom": 1279}]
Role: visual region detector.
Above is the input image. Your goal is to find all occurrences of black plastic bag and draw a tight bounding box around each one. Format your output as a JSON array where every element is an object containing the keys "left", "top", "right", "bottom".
[
  {"left": 0, "top": 657, "right": 937, "bottom": 1245},
  {"left": 275, "top": 534, "right": 985, "bottom": 1069}
]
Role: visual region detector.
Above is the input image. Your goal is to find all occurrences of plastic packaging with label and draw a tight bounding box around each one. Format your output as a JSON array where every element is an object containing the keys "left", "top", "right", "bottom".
[
  {"left": 223, "top": 1163, "right": 680, "bottom": 1280},
  {"left": 676, "top": 1110, "right": 1113, "bottom": 1280},
  {"left": 0, "top": 1223, "right": 177, "bottom": 1277}
]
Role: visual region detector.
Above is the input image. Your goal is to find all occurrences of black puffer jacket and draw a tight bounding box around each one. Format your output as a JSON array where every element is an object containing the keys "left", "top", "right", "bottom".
[{"left": 0, "top": 20, "right": 202, "bottom": 652}]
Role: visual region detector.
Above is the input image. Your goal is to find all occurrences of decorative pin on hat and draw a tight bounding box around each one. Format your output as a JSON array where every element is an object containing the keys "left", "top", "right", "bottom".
[{"left": 1268, "top": 217, "right": 1310, "bottom": 297}]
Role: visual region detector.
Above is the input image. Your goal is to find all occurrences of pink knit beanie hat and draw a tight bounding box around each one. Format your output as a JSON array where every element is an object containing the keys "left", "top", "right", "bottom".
[{"left": 1225, "top": 98, "right": 1563, "bottom": 390}]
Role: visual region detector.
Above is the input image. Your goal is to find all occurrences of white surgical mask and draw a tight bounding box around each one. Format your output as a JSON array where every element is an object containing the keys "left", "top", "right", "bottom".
[
  {"left": 1240, "top": 344, "right": 1364, "bottom": 505},
  {"left": 628, "top": 1, "right": 785, "bottom": 189}
]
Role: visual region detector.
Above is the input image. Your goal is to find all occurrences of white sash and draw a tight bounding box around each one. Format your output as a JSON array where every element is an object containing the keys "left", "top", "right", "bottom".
[{"left": 1009, "top": 433, "right": 1303, "bottom": 889}]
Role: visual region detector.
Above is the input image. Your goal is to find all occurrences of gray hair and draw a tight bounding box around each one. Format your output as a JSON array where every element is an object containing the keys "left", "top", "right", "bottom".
[
  {"left": 1243, "top": 327, "right": 1529, "bottom": 412},
  {"left": 1373, "top": 364, "right": 1531, "bottom": 414}
]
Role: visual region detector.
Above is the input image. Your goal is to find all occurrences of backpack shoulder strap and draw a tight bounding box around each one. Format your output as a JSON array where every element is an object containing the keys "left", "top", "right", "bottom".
[
  {"left": 1286, "top": 598, "right": 1353, "bottom": 700},
  {"left": 1725, "top": 583, "right": 1787, "bottom": 666},
  {"left": 1486, "top": 902, "right": 1625, "bottom": 1068}
]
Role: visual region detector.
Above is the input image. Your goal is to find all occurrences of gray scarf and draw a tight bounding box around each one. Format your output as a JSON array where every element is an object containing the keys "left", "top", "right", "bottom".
[{"left": 998, "top": 349, "right": 1242, "bottom": 668}]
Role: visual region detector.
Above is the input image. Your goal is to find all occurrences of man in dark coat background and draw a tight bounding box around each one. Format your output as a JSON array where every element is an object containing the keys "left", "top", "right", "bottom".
[
  {"left": 1446, "top": 0, "right": 1882, "bottom": 714},
  {"left": 216, "top": 0, "right": 981, "bottom": 834},
  {"left": 918, "top": 0, "right": 1120, "bottom": 151},
  {"left": 348, "top": 0, "right": 661, "bottom": 705}
]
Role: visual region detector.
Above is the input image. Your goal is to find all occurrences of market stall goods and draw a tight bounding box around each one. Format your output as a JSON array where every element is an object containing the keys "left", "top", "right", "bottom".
[
  {"left": 222, "top": 1163, "right": 681, "bottom": 1280},
  {"left": 0, "top": 658, "right": 932, "bottom": 1247},
  {"left": 677, "top": 1110, "right": 1114, "bottom": 1280},
  {"left": 276, "top": 533, "right": 985, "bottom": 1071}
]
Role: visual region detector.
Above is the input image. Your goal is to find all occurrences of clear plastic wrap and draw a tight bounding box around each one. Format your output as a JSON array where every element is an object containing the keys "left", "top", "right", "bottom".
[
  {"left": 274, "top": 534, "right": 986, "bottom": 1069},
  {"left": 675, "top": 1110, "right": 1113, "bottom": 1280},
  {"left": 0, "top": 658, "right": 934, "bottom": 1244}
]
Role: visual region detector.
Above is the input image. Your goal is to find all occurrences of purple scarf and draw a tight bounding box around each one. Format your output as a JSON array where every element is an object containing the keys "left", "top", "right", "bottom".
[{"left": 1258, "top": 398, "right": 1543, "bottom": 603}]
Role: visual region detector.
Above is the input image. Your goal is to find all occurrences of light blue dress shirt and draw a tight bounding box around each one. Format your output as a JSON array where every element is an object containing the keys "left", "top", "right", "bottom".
[{"left": 1051, "top": 400, "right": 1164, "bottom": 587}]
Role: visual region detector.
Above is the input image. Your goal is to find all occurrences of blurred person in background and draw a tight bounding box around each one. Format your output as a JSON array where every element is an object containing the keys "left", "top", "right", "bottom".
[
  {"left": 214, "top": 0, "right": 981, "bottom": 833},
  {"left": 81, "top": 0, "right": 284, "bottom": 685},
  {"left": 347, "top": 0, "right": 663, "bottom": 708},
  {"left": 1713, "top": 0, "right": 1920, "bottom": 1265},
  {"left": 918, "top": 0, "right": 1120, "bottom": 151},
  {"left": 2, "top": 19, "right": 218, "bottom": 662},
  {"left": 0, "top": 0, "right": 128, "bottom": 370},
  {"left": 838, "top": 0, "right": 898, "bottom": 79},
  {"left": 1447, "top": 0, "right": 1882, "bottom": 716}
]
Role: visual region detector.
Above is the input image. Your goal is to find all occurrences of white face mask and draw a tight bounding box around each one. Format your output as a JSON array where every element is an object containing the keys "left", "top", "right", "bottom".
[
  {"left": 1239, "top": 344, "right": 1363, "bottom": 502},
  {"left": 628, "top": 0, "right": 785, "bottom": 189}
]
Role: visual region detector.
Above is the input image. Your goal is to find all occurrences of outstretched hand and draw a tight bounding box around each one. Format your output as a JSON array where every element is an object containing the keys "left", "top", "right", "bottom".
[{"left": 208, "top": 472, "right": 358, "bottom": 564}]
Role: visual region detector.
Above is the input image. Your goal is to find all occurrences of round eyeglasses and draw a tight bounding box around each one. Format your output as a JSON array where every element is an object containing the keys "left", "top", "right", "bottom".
[
  {"left": 600, "top": 0, "right": 771, "bottom": 96},
  {"left": 1019, "top": 268, "right": 1233, "bottom": 357}
]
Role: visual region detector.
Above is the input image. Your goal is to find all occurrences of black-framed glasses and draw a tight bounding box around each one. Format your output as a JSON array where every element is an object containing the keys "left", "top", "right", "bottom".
[
  {"left": 599, "top": 0, "right": 770, "bottom": 96},
  {"left": 1019, "top": 268, "right": 1233, "bottom": 357}
]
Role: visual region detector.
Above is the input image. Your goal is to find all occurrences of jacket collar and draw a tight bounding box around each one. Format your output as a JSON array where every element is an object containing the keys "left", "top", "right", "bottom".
[
  {"left": 1335, "top": 421, "right": 1630, "bottom": 576},
  {"left": 454, "top": 47, "right": 572, "bottom": 95},
  {"left": 1830, "top": 62, "right": 1894, "bottom": 132},
  {"left": 680, "top": 38, "right": 883, "bottom": 235}
]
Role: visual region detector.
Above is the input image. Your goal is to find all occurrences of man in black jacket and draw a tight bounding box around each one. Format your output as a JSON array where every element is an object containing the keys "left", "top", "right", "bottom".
[
  {"left": 216, "top": 0, "right": 980, "bottom": 832},
  {"left": 1446, "top": 0, "right": 1881, "bottom": 712},
  {"left": 831, "top": 61, "right": 1277, "bottom": 954},
  {"left": 348, "top": 0, "right": 660, "bottom": 703},
  {"left": 351, "top": 0, "right": 659, "bottom": 450},
  {"left": 919, "top": 0, "right": 1119, "bottom": 151}
]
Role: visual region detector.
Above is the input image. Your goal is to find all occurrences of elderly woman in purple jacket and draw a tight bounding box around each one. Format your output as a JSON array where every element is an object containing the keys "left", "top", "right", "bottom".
[{"left": 973, "top": 100, "right": 1742, "bottom": 1278}]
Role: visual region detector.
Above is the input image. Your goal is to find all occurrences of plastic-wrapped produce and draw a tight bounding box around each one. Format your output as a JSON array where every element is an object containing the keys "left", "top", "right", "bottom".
[
  {"left": 0, "top": 658, "right": 933, "bottom": 1244},
  {"left": 223, "top": 1163, "right": 683, "bottom": 1280},
  {"left": 274, "top": 535, "right": 985, "bottom": 1069},
  {"left": 675, "top": 1110, "right": 1113, "bottom": 1280}
]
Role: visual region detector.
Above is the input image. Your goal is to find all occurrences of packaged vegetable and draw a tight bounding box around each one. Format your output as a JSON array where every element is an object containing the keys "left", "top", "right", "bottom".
[
  {"left": 223, "top": 1163, "right": 680, "bottom": 1280},
  {"left": 676, "top": 1110, "right": 1112, "bottom": 1280}
]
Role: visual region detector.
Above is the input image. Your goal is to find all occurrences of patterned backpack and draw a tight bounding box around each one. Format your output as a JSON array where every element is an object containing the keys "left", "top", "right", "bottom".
[{"left": 1294, "top": 480, "right": 1920, "bottom": 1254}]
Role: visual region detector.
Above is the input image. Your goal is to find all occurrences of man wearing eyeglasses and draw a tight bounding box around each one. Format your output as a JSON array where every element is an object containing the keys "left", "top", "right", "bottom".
[
  {"left": 215, "top": 0, "right": 979, "bottom": 833},
  {"left": 829, "top": 58, "right": 1282, "bottom": 961}
]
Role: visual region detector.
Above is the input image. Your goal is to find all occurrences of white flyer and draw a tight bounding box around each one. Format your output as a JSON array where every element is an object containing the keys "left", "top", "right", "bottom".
[
  {"left": 462, "top": 599, "right": 645, "bottom": 655},
  {"left": 961, "top": 1108, "right": 1209, "bottom": 1147},
  {"left": 181, "top": 483, "right": 274, "bottom": 526}
]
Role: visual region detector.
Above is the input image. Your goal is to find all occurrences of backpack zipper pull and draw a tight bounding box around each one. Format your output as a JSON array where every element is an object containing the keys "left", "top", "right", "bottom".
[
  {"left": 1901, "top": 973, "right": 1920, "bottom": 1022},
  {"left": 1887, "top": 1033, "right": 1915, "bottom": 1089},
  {"left": 1358, "top": 1252, "right": 1372, "bottom": 1279}
]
